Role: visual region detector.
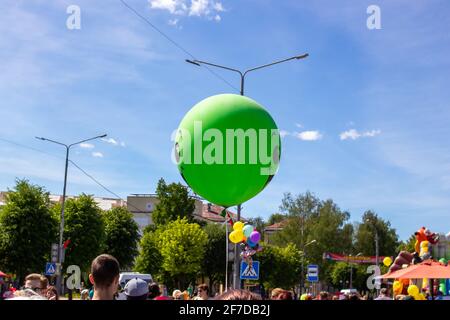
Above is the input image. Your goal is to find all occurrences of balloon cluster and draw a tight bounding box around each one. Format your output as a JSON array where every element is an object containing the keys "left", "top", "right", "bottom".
[
  {"left": 407, "top": 285, "right": 426, "bottom": 300},
  {"left": 228, "top": 221, "right": 262, "bottom": 263}
]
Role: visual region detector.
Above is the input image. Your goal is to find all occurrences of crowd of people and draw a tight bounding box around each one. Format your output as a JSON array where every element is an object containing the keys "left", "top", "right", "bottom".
[{"left": 0, "top": 253, "right": 445, "bottom": 301}]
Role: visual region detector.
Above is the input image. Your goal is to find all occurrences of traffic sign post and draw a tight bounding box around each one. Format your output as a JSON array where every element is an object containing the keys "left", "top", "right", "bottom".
[
  {"left": 45, "top": 262, "right": 57, "bottom": 276},
  {"left": 240, "top": 261, "right": 259, "bottom": 280},
  {"left": 307, "top": 264, "right": 319, "bottom": 283}
]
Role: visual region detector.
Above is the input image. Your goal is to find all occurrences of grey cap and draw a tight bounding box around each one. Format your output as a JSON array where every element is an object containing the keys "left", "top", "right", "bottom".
[{"left": 124, "top": 278, "right": 149, "bottom": 297}]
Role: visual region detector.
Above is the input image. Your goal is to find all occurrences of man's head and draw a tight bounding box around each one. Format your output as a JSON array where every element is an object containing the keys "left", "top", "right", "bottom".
[
  {"left": 24, "top": 274, "right": 47, "bottom": 295},
  {"left": 89, "top": 254, "right": 120, "bottom": 297}
]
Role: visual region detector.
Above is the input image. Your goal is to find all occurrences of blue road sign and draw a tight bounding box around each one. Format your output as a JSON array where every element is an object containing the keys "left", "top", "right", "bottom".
[
  {"left": 45, "top": 262, "right": 56, "bottom": 276},
  {"left": 240, "top": 261, "right": 260, "bottom": 280},
  {"left": 307, "top": 264, "right": 319, "bottom": 282}
]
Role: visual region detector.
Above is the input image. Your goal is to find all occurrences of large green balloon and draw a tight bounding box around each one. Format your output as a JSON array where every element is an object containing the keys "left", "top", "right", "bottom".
[{"left": 175, "top": 94, "right": 281, "bottom": 207}]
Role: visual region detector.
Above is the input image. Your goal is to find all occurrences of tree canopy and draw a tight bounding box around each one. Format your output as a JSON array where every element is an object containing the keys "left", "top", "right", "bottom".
[
  {"left": 53, "top": 194, "right": 105, "bottom": 271},
  {"left": 152, "top": 178, "right": 196, "bottom": 226},
  {"left": 0, "top": 180, "right": 58, "bottom": 282},
  {"left": 102, "top": 207, "right": 140, "bottom": 270}
]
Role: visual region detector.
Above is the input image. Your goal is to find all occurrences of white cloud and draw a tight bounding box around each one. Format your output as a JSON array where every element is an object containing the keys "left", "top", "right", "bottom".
[
  {"left": 364, "top": 130, "right": 381, "bottom": 137},
  {"left": 295, "top": 123, "right": 303, "bottom": 128},
  {"left": 79, "top": 143, "right": 95, "bottom": 149},
  {"left": 150, "top": 0, "right": 179, "bottom": 14},
  {"left": 190, "top": 0, "right": 210, "bottom": 16},
  {"left": 213, "top": 2, "right": 224, "bottom": 12},
  {"left": 102, "top": 138, "right": 118, "bottom": 145},
  {"left": 296, "top": 131, "right": 323, "bottom": 141},
  {"left": 340, "top": 129, "right": 360, "bottom": 140},
  {"left": 149, "top": 0, "right": 225, "bottom": 21},
  {"left": 102, "top": 137, "right": 126, "bottom": 147},
  {"left": 279, "top": 130, "right": 290, "bottom": 138},
  {"left": 340, "top": 129, "right": 381, "bottom": 140},
  {"left": 168, "top": 18, "right": 179, "bottom": 26},
  {"left": 92, "top": 152, "right": 104, "bottom": 158}
]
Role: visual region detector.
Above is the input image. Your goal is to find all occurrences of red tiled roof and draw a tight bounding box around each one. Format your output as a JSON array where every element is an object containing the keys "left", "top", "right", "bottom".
[
  {"left": 199, "top": 203, "right": 244, "bottom": 223},
  {"left": 264, "top": 220, "right": 289, "bottom": 231}
]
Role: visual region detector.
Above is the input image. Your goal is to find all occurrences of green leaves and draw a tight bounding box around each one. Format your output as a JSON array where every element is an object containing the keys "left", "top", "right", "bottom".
[
  {"left": 151, "top": 178, "right": 196, "bottom": 226},
  {"left": 53, "top": 194, "right": 105, "bottom": 271},
  {"left": 0, "top": 179, "right": 58, "bottom": 281},
  {"left": 201, "top": 223, "right": 226, "bottom": 287},
  {"left": 257, "top": 243, "right": 302, "bottom": 289},
  {"left": 135, "top": 218, "right": 208, "bottom": 289},
  {"left": 354, "top": 211, "right": 400, "bottom": 257},
  {"left": 156, "top": 219, "right": 208, "bottom": 275},
  {"left": 102, "top": 207, "right": 140, "bottom": 270}
]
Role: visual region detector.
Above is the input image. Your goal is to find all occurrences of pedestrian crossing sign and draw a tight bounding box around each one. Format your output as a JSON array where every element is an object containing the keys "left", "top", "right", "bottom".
[
  {"left": 240, "top": 261, "right": 259, "bottom": 280},
  {"left": 45, "top": 262, "right": 57, "bottom": 276}
]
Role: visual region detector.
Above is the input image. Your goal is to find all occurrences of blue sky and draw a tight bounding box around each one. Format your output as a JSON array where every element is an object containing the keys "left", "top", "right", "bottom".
[{"left": 1, "top": 0, "right": 449, "bottom": 241}]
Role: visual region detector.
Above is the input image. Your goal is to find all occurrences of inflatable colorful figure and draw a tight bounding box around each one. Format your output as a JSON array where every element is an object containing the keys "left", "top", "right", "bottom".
[{"left": 389, "top": 227, "right": 440, "bottom": 273}]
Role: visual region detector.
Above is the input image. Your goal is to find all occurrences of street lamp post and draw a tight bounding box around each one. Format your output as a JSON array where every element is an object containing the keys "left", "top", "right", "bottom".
[
  {"left": 349, "top": 252, "right": 362, "bottom": 289},
  {"left": 365, "top": 218, "right": 380, "bottom": 295},
  {"left": 300, "top": 239, "right": 317, "bottom": 295},
  {"left": 186, "top": 54, "right": 309, "bottom": 290},
  {"left": 36, "top": 134, "right": 107, "bottom": 294}
]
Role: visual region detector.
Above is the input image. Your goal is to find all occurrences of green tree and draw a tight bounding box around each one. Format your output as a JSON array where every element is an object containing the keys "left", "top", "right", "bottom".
[
  {"left": 201, "top": 223, "right": 226, "bottom": 289},
  {"left": 53, "top": 194, "right": 105, "bottom": 271},
  {"left": 330, "top": 262, "right": 367, "bottom": 291},
  {"left": 102, "top": 207, "right": 140, "bottom": 270},
  {"left": 257, "top": 243, "right": 302, "bottom": 290},
  {"left": 354, "top": 211, "right": 400, "bottom": 257},
  {"left": 134, "top": 228, "right": 163, "bottom": 278},
  {"left": 267, "top": 213, "right": 286, "bottom": 226},
  {"left": 156, "top": 218, "right": 208, "bottom": 289},
  {"left": 397, "top": 234, "right": 416, "bottom": 253},
  {"left": 271, "top": 193, "right": 354, "bottom": 284},
  {"left": 0, "top": 180, "right": 58, "bottom": 282},
  {"left": 152, "top": 178, "right": 196, "bottom": 226}
]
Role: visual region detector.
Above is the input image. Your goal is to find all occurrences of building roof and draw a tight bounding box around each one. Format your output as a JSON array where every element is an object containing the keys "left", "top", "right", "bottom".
[
  {"left": 264, "top": 220, "right": 289, "bottom": 232},
  {"left": 199, "top": 203, "right": 241, "bottom": 223}
]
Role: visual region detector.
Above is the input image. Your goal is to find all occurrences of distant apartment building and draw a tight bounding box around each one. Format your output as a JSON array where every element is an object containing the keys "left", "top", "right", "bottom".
[{"left": 0, "top": 191, "right": 126, "bottom": 211}]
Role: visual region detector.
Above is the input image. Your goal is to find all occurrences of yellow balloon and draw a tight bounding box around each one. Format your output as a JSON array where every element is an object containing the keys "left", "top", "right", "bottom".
[
  {"left": 393, "top": 280, "right": 403, "bottom": 295},
  {"left": 233, "top": 221, "right": 244, "bottom": 231},
  {"left": 229, "top": 230, "right": 243, "bottom": 244},
  {"left": 383, "top": 257, "right": 393, "bottom": 267},
  {"left": 407, "top": 285, "right": 419, "bottom": 297}
]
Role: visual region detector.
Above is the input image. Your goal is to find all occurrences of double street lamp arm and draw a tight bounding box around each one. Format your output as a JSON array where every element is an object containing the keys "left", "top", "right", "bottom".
[
  {"left": 186, "top": 53, "right": 309, "bottom": 96},
  {"left": 36, "top": 134, "right": 107, "bottom": 149}
]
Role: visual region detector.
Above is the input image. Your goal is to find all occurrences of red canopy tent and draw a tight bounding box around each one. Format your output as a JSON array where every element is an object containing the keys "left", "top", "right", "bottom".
[{"left": 381, "top": 259, "right": 450, "bottom": 279}]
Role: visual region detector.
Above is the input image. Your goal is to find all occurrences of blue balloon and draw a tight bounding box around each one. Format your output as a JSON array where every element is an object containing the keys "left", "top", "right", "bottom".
[{"left": 246, "top": 239, "right": 256, "bottom": 248}]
